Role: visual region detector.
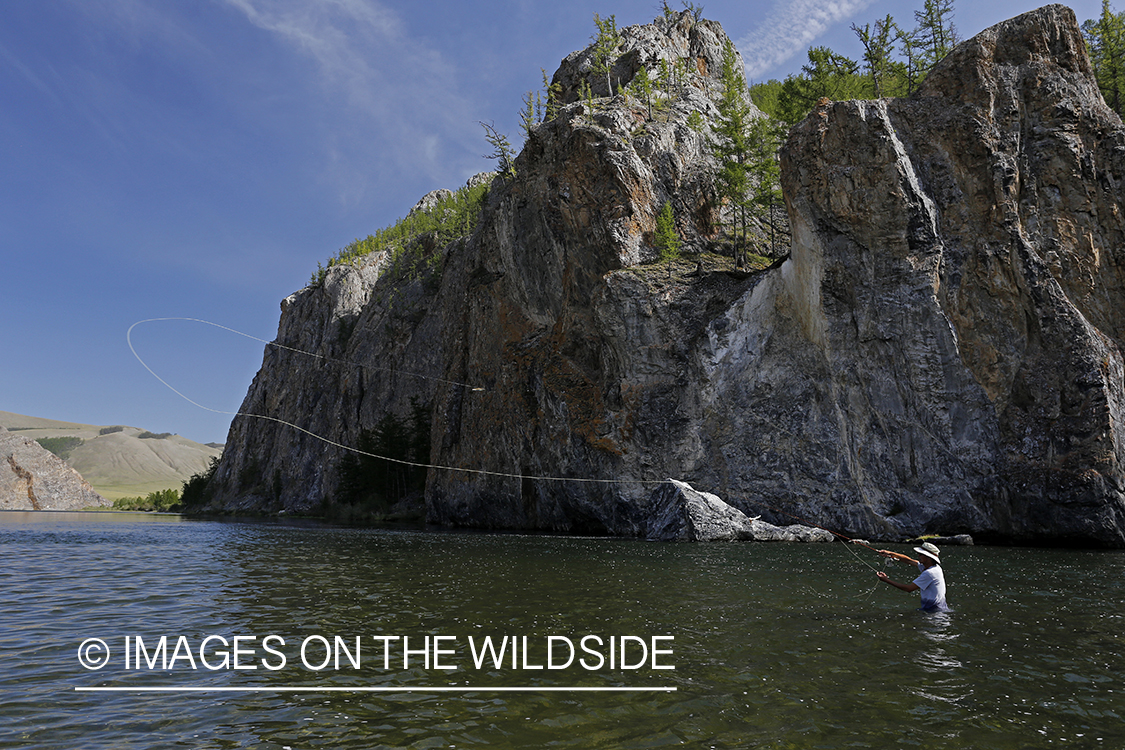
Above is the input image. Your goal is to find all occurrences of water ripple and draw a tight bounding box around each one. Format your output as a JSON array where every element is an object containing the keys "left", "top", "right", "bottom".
[{"left": 2, "top": 513, "right": 1123, "bottom": 748}]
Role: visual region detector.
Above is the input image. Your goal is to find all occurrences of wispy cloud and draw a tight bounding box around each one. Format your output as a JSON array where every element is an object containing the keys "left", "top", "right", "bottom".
[
  {"left": 221, "top": 0, "right": 480, "bottom": 204},
  {"left": 737, "top": 0, "right": 876, "bottom": 80},
  {"left": 0, "top": 40, "right": 64, "bottom": 106},
  {"left": 223, "top": 0, "right": 403, "bottom": 104}
]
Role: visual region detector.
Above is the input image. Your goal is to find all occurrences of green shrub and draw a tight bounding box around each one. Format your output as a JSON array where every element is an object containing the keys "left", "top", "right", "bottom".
[
  {"left": 35, "top": 436, "right": 83, "bottom": 459},
  {"left": 137, "top": 431, "right": 172, "bottom": 440},
  {"left": 687, "top": 110, "right": 704, "bottom": 132},
  {"left": 113, "top": 489, "right": 181, "bottom": 512},
  {"left": 654, "top": 201, "right": 680, "bottom": 261},
  {"left": 99, "top": 426, "right": 125, "bottom": 435},
  {"left": 180, "top": 456, "right": 220, "bottom": 509},
  {"left": 311, "top": 181, "right": 490, "bottom": 287}
]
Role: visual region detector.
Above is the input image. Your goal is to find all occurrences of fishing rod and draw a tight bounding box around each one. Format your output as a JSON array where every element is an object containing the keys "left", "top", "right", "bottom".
[
  {"left": 726, "top": 490, "right": 916, "bottom": 586},
  {"left": 730, "top": 493, "right": 882, "bottom": 552},
  {"left": 724, "top": 494, "right": 897, "bottom": 601}
]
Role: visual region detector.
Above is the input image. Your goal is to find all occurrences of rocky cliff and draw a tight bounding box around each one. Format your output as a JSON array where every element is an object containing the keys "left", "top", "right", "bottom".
[
  {"left": 772, "top": 4, "right": 1125, "bottom": 546},
  {"left": 211, "top": 5, "right": 1125, "bottom": 547},
  {"left": 211, "top": 11, "right": 753, "bottom": 519},
  {"left": 0, "top": 426, "right": 109, "bottom": 510}
]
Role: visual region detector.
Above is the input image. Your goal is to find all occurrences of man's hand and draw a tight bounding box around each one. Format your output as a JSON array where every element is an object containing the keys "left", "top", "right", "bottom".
[{"left": 877, "top": 570, "right": 920, "bottom": 593}]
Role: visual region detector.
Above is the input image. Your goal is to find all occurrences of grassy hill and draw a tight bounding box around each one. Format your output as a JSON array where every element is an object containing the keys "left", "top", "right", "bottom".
[{"left": 0, "top": 411, "right": 222, "bottom": 500}]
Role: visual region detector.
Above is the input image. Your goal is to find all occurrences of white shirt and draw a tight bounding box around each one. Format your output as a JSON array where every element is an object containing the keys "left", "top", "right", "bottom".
[{"left": 913, "top": 563, "right": 948, "bottom": 611}]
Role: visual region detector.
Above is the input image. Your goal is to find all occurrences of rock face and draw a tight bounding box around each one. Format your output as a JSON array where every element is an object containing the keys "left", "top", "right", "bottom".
[
  {"left": 425, "top": 13, "right": 755, "bottom": 533},
  {"left": 211, "top": 247, "right": 436, "bottom": 512},
  {"left": 0, "top": 427, "right": 108, "bottom": 510},
  {"left": 771, "top": 3, "right": 1125, "bottom": 546},
  {"left": 211, "top": 6, "right": 1125, "bottom": 546}
]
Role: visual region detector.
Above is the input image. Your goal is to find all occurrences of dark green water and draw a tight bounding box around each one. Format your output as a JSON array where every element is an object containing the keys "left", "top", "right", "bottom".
[{"left": 1, "top": 511, "right": 1122, "bottom": 749}]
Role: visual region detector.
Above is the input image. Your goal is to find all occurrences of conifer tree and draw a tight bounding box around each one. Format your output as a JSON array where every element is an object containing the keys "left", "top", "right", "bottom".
[
  {"left": 337, "top": 404, "right": 430, "bottom": 512},
  {"left": 541, "top": 68, "right": 563, "bottom": 121},
  {"left": 480, "top": 121, "right": 517, "bottom": 178},
  {"left": 895, "top": 24, "right": 925, "bottom": 95},
  {"left": 591, "top": 13, "right": 622, "bottom": 96},
  {"left": 914, "top": 0, "right": 958, "bottom": 74},
  {"left": 658, "top": 58, "right": 674, "bottom": 102},
  {"left": 852, "top": 15, "right": 897, "bottom": 98},
  {"left": 801, "top": 46, "right": 863, "bottom": 101},
  {"left": 1084, "top": 1, "right": 1125, "bottom": 116},
  {"left": 579, "top": 79, "right": 596, "bottom": 112},
  {"left": 771, "top": 46, "right": 863, "bottom": 123},
  {"left": 654, "top": 201, "right": 680, "bottom": 261},
  {"left": 709, "top": 40, "right": 754, "bottom": 266},
  {"left": 747, "top": 116, "right": 786, "bottom": 256},
  {"left": 681, "top": 57, "right": 695, "bottom": 88},
  {"left": 630, "top": 65, "right": 656, "bottom": 119},
  {"left": 750, "top": 1, "right": 965, "bottom": 120},
  {"left": 520, "top": 90, "right": 540, "bottom": 141}
]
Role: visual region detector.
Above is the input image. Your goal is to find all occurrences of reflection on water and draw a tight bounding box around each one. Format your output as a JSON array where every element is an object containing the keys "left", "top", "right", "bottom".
[{"left": 1, "top": 511, "right": 1123, "bottom": 749}]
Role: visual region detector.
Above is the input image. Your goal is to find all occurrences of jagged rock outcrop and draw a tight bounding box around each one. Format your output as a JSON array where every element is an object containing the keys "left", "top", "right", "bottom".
[
  {"left": 766, "top": 3, "right": 1125, "bottom": 546},
  {"left": 212, "top": 241, "right": 443, "bottom": 511},
  {"left": 211, "top": 6, "right": 1125, "bottom": 546},
  {"left": 647, "top": 479, "right": 833, "bottom": 541},
  {"left": 425, "top": 14, "right": 768, "bottom": 533},
  {"left": 0, "top": 427, "right": 108, "bottom": 510},
  {"left": 648, "top": 479, "right": 753, "bottom": 541}
]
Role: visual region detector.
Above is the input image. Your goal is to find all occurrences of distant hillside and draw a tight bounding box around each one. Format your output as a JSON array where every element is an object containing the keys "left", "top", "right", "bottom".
[
  {"left": 0, "top": 411, "right": 222, "bottom": 500},
  {"left": 0, "top": 426, "right": 109, "bottom": 510}
]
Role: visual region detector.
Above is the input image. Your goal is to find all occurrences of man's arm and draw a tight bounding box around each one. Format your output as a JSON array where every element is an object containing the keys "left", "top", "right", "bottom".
[
  {"left": 877, "top": 549, "right": 920, "bottom": 565},
  {"left": 876, "top": 571, "right": 920, "bottom": 592}
]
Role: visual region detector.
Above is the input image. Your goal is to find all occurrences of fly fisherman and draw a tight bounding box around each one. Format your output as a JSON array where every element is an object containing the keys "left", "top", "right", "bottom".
[{"left": 875, "top": 541, "right": 950, "bottom": 612}]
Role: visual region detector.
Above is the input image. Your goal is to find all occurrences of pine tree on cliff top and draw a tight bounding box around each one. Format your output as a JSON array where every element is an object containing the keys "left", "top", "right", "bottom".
[
  {"left": 710, "top": 40, "right": 754, "bottom": 266},
  {"left": 852, "top": 14, "right": 897, "bottom": 98},
  {"left": 895, "top": 22, "right": 926, "bottom": 96},
  {"left": 747, "top": 115, "right": 785, "bottom": 256},
  {"left": 915, "top": 0, "right": 958, "bottom": 74},
  {"left": 480, "top": 121, "right": 517, "bottom": 178},
  {"left": 591, "top": 13, "right": 622, "bottom": 96},
  {"left": 1083, "top": 1, "right": 1125, "bottom": 116}
]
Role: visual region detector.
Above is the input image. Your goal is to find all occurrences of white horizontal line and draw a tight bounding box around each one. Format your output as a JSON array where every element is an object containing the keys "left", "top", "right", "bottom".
[{"left": 75, "top": 686, "right": 676, "bottom": 693}]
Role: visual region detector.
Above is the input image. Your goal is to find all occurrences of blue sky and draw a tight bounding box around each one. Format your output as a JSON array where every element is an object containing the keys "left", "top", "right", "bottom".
[{"left": 0, "top": 0, "right": 1106, "bottom": 444}]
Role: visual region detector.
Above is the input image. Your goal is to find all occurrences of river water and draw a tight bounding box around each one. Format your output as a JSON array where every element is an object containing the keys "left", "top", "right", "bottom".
[{"left": 1, "top": 511, "right": 1122, "bottom": 749}]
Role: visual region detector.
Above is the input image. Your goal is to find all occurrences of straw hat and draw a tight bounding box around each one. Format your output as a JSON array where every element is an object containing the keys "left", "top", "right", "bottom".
[{"left": 913, "top": 542, "right": 940, "bottom": 563}]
